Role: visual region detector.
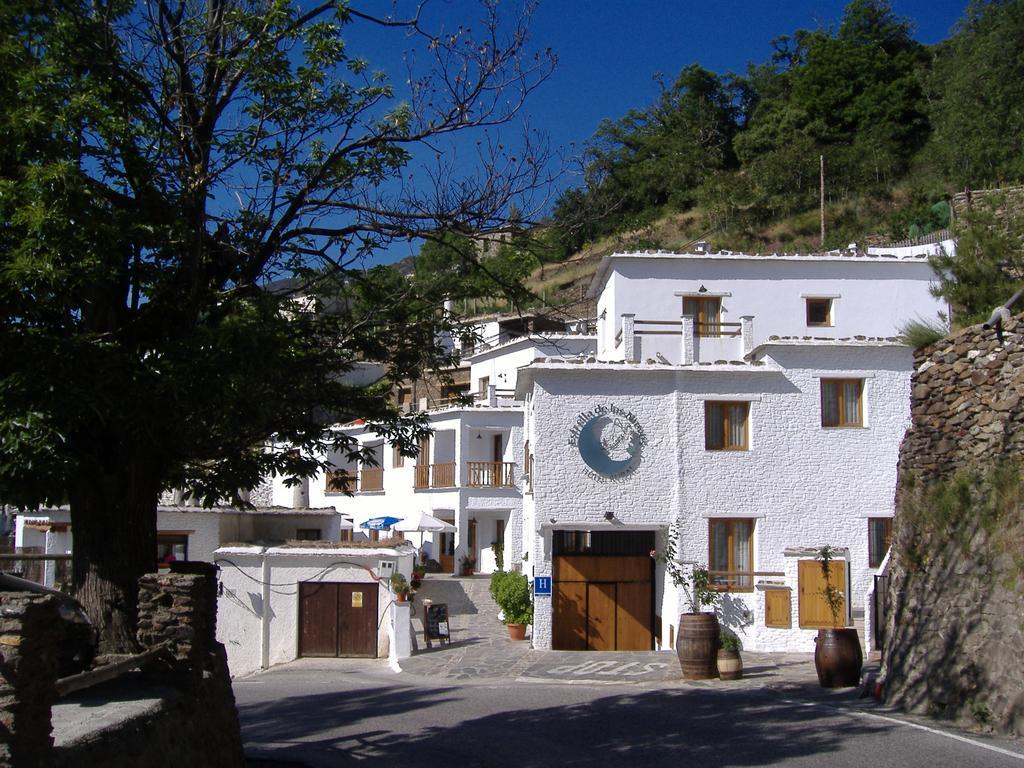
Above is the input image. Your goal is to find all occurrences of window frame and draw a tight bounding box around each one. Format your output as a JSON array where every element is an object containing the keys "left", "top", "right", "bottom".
[
  {"left": 156, "top": 532, "right": 189, "bottom": 569},
  {"left": 707, "top": 518, "right": 755, "bottom": 593},
  {"left": 820, "top": 378, "right": 864, "bottom": 428},
  {"left": 295, "top": 528, "right": 321, "bottom": 541},
  {"left": 392, "top": 443, "right": 405, "bottom": 468},
  {"left": 806, "top": 297, "right": 833, "bottom": 327},
  {"left": 682, "top": 296, "right": 722, "bottom": 338},
  {"left": 868, "top": 517, "right": 893, "bottom": 568},
  {"left": 704, "top": 401, "right": 750, "bottom": 451}
]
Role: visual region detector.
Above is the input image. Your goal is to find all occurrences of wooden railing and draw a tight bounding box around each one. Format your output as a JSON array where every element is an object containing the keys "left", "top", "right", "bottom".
[
  {"left": 466, "top": 461, "right": 516, "bottom": 488},
  {"left": 359, "top": 468, "right": 384, "bottom": 492},
  {"left": 414, "top": 463, "right": 456, "bottom": 489},
  {"left": 325, "top": 470, "right": 356, "bottom": 494},
  {"left": 633, "top": 319, "right": 742, "bottom": 338}
]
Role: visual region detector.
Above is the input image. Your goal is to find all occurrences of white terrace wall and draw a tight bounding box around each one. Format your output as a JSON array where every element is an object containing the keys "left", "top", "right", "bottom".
[
  {"left": 526, "top": 343, "right": 912, "bottom": 652},
  {"left": 592, "top": 253, "right": 944, "bottom": 362}
]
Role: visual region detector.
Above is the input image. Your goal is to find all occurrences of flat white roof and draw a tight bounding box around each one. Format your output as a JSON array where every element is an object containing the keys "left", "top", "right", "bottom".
[{"left": 587, "top": 248, "right": 933, "bottom": 298}]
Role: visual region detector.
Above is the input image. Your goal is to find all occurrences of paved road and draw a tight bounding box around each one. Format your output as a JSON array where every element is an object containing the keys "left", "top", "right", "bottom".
[{"left": 234, "top": 660, "right": 1024, "bottom": 768}]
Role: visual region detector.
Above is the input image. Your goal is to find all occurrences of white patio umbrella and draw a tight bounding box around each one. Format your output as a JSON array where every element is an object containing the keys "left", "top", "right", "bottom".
[{"left": 393, "top": 510, "right": 456, "bottom": 533}]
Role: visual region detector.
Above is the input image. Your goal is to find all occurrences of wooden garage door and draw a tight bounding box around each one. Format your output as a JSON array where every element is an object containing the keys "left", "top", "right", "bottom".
[
  {"left": 299, "top": 582, "right": 378, "bottom": 657},
  {"left": 553, "top": 555, "right": 653, "bottom": 651}
]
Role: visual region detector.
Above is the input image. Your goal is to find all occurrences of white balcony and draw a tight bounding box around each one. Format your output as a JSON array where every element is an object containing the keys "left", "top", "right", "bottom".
[{"left": 616, "top": 314, "right": 755, "bottom": 364}]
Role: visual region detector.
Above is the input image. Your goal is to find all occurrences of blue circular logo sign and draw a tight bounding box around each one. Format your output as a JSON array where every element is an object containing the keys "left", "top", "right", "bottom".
[{"left": 568, "top": 405, "right": 647, "bottom": 482}]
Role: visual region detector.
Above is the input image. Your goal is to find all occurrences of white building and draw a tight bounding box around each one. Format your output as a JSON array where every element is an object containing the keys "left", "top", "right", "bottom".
[
  {"left": 309, "top": 329, "right": 595, "bottom": 575},
  {"left": 515, "top": 249, "right": 946, "bottom": 654}
]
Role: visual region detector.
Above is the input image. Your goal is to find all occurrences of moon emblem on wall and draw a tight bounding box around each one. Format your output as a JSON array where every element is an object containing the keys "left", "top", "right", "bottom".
[{"left": 577, "top": 413, "right": 643, "bottom": 477}]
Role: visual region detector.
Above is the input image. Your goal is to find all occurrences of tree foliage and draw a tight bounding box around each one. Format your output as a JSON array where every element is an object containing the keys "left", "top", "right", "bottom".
[
  {"left": 548, "top": 0, "right": 1024, "bottom": 253},
  {"left": 0, "top": 0, "right": 552, "bottom": 649}
]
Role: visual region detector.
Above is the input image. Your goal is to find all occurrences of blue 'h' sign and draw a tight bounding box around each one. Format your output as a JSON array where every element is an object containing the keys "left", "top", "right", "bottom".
[{"left": 534, "top": 576, "right": 552, "bottom": 596}]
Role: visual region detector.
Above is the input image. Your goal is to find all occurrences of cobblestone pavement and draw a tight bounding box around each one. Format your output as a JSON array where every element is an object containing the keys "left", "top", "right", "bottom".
[{"left": 397, "top": 575, "right": 874, "bottom": 693}]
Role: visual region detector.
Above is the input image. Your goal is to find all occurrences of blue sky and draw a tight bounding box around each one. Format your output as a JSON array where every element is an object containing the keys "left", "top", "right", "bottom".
[{"left": 346, "top": 0, "right": 970, "bottom": 263}]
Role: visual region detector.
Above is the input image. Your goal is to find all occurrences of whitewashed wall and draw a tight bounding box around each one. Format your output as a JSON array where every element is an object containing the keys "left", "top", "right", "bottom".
[
  {"left": 525, "top": 343, "right": 912, "bottom": 652},
  {"left": 468, "top": 336, "right": 595, "bottom": 394},
  {"left": 215, "top": 545, "right": 414, "bottom": 677}
]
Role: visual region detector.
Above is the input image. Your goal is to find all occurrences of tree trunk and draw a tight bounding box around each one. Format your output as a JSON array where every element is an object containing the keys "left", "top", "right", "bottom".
[{"left": 69, "top": 460, "right": 159, "bottom": 654}]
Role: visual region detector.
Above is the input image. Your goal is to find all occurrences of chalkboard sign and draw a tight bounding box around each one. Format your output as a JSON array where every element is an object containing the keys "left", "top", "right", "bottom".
[{"left": 423, "top": 602, "right": 450, "bottom": 647}]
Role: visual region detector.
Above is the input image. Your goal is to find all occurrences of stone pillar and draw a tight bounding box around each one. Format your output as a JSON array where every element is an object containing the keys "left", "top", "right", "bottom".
[
  {"left": 681, "top": 315, "right": 695, "bottom": 365},
  {"left": 488, "top": 384, "right": 498, "bottom": 407},
  {"left": 741, "top": 316, "right": 755, "bottom": 356},
  {"left": 622, "top": 314, "right": 636, "bottom": 362},
  {"left": 388, "top": 602, "right": 412, "bottom": 667},
  {"left": 137, "top": 565, "right": 218, "bottom": 685},
  {"left": 0, "top": 593, "right": 61, "bottom": 768}
]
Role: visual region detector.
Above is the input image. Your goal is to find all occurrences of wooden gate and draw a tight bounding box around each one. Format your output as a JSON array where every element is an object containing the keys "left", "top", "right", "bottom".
[
  {"left": 797, "top": 559, "right": 847, "bottom": 629},
  {"left": 552, "top": 555, "right": 653, "bottom": 651},
  {"left": 299, "top": 582, "right": 378, "bottom": 658}
]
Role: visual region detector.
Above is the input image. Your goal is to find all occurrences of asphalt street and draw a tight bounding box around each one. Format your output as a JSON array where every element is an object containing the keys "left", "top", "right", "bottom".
[{"left": 233, "top": 660, "right": 1024, "bottom": 768}]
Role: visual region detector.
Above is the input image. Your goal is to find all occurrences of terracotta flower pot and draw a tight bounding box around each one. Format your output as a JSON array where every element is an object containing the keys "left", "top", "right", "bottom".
[
  {"left": 676, "top": 613, "right": 719, "bottom": 680},
  {"left": 507, "top": 623, "right": 527, "bottom": 641},
  {"left": 395, "top": 592, "right": 408, "bottom": 603},
  {"left": 814, "top": 628, "right": 863, "bottom": 688}
]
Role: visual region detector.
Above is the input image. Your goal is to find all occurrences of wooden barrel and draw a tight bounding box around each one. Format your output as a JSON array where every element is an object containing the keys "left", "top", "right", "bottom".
[
  {"left": 677, "top": 613, "right": 719, "bottom": 680},
  {"left": 717, "top": 649, "right": 743, "bottom": 680}
]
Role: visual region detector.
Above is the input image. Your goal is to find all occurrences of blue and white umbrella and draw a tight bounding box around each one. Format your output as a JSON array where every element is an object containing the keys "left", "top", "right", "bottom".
[{"left": 360, "top": 516, "right": 402, "bottom": 531}]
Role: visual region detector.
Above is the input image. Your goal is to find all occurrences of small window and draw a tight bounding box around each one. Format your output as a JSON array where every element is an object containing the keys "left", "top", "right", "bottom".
[
  {"left": 821, "top": 379, "right": 863, "bottom": 427},
  {"left": 339, "top": 528, "right": 354, "bottom": 542},
  {"left": 705, "top": 402, "right": 749, "bottom": 451},
  {"left": 296, "top": 528, "right": 321, "bottom": 541},
  {"left": 392, "top": 443, "right": 405, "bottom": 468},
  {"left": 806, "top": 298, "right": 832, "bottom": 327},
  {"left": 156, "top": 534, "right": 188, "bottom": 568},
  {"left": 868, "top": 517, "right": 893, "bottom": 568},
  {"left": 479, "top": 376, "right": 489, "bottom": 396},
  {"left": 708, "top": 519, "right": 754, "bottom": 591}
]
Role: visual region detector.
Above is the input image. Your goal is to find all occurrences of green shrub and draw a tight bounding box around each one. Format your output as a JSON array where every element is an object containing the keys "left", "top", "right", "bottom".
[
  {"left": 493, "top": 571, "right": 533, "bottom": 625},
  {"left": 897, "top": 316, "right": 948, "bottom": 349}
]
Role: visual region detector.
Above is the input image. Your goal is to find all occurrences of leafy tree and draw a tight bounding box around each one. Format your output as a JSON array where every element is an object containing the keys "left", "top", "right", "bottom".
[
  {"left": 0, "top": 0, "right": 552, "bottom": 650},
  {"left": 931, "top": 191, "right": 1024, "bottom": 324},
  {"left": 925, "top": 0, "right": 1024, "bottom": 185}
]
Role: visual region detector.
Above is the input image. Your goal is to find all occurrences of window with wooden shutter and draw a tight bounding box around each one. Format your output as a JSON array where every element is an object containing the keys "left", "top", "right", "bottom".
[
  {"left": 682, "top": 296, "right": 722, "bottom": 337},
  {"left": 705, "top": 402, "right": 749, "bottom": 450},
  {"left": 764, "top": 588, "right": 792, "bottom": 628}
]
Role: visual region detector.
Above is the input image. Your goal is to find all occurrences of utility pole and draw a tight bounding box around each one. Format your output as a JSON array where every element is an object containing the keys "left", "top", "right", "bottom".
[{"left": 820, "top": 154, "right": 826, "bottom": 248}]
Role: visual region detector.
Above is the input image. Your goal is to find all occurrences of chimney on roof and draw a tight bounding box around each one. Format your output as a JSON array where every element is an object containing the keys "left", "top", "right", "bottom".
[{"left": 694, "top": 240, "right": 710, "bottom": 254}]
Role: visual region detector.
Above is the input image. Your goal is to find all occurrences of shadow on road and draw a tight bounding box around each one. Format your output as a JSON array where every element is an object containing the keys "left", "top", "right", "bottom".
[{"left": 238, "top": 681, "right": 890, "bottom": 767}]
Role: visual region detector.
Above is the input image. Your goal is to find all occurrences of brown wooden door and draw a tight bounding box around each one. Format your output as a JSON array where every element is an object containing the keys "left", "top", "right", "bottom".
[
  {"left": 553, "top": 581, "right": 588, "bottom": 650},
  {"left": 587, "top": 583, "right": 616, "bottom": 651},
  {"left": 337, "top": 583, "right": 377, "bottom": 657},
  {"left": 299, "top": 582, "right": 378, "bottom": 658},
  {"left": 798, "top": 559, "right": 846, "bottom": 628},
  {"left": 299, "top": 582, "right": 339, "bottom": 656},
  {"left": 552, "top": 555, "right": 653, "bottom": 651}
]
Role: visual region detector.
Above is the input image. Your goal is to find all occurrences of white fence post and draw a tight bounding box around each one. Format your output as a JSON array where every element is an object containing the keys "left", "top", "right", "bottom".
[
  {"left": 681, "top": 315, "right": 695, "bottom": 365},
  {"left": 622, "top": 314, "right": 636, "bottom": 362}
]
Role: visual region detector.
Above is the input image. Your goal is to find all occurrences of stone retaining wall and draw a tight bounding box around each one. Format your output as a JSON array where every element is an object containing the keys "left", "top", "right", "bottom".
[
  {"left": 0, "top": 565, "right": 245, "bottom": 767},
  {"left": 883, "top": 315, "right": 1024, "bottom": 735}
]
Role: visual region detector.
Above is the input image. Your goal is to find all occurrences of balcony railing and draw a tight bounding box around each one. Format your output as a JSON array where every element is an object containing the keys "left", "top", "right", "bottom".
[
  {"left": 359, "top": 468, "right": 384, "bottom": 492},
  {"left": 414, "top": 463, "right": 456, "bottom": 489},
  {"left": 466, "top": 461, "right": 516, "bottom": 488},
  {"left": 707, "top": 570, "right": 784, "bottom": 592},
  {"left": 325, "top": 470, "right": 356, "bottom": 494}
]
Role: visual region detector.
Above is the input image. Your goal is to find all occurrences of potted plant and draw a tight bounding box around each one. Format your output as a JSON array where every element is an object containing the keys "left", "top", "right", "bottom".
[
  {"left": 652, "top": 525, "right": 721, "bottom": 680},
  {"left": 492, "top": 570, "right": 533, "bottom": 640},
  {"left": 814, "top": 546, "right": 863, "bottom": 688},
  {"left": 718, "top": 632, "right": 743, "bottom": 680},
  {"left": 459, "top": 553, "right": 476, "bottom": 576},
  {"left": 411, "top": 564, "right": 426, "bottom": 590},
  {"left": 390, "top": 572, "right": 411, "bottom": 603}
]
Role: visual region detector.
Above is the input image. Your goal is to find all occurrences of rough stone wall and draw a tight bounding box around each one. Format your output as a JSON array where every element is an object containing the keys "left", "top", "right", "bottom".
[
  {"left": 0, "top": 593, "right": 61, "bottom": 768},
  {"left": 883, "top": 315, "right": 1024, "bottom": 735},
  {"left": 55, "top": 565, "right": 245, "bottom": 767}
]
